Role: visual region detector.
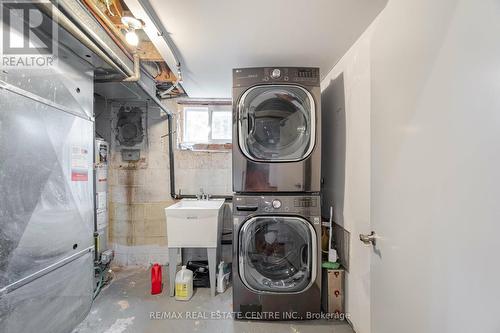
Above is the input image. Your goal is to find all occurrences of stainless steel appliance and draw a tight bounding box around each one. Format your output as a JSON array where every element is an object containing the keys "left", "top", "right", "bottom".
[
  {"left": 232, "top": 67, "right": 321, "bottom": 193},
  {"left": 0, "top": 24, "right": 95, "bottom": 333},
  {"left": 232, "top": 194, "right": 322, "bottom": 319}
]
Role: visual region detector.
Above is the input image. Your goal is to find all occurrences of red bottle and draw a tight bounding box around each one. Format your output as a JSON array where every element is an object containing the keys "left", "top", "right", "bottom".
[{"left": 151, "top": 263, "right": 162, "bottom": 295}]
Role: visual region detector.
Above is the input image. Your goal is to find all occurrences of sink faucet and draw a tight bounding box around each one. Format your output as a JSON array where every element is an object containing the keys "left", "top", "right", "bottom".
[{"left": 197, "top": 188, "right": 210, "bottom": 200}]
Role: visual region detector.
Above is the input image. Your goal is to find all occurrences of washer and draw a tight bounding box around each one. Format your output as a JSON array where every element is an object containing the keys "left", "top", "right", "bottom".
[
  {"left": 232, "top": 67, "right": 321, "bottom": 193},
  {"left": 232, "top": 194, "right": 322, "bottom": 320}
]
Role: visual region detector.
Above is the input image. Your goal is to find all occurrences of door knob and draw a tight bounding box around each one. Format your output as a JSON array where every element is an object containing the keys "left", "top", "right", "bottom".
[{"left": 359, "top": 231, "right": 376, "bottom": 245}]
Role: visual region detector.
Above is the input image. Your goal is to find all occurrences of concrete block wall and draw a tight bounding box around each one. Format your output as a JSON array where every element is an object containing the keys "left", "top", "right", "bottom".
[
  {"left": 167, "top": 99, "right": 232, "bottom": 197},
  {"left": 174, "top": 151, "right": 232, "bottom": 196},
  {"left": 96, "top": 97, "right": 232, "bottom": 267},
  {"left": 107, "top": 104, "right": 175, "bottom": 266}
]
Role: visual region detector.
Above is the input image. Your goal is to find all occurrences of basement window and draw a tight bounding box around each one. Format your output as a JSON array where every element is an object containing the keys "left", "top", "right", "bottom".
[{"left": 180, "top": 104, "right": 232, "bottom": 150}]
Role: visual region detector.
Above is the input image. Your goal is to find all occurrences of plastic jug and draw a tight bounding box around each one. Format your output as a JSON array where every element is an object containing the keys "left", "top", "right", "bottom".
[
  {"left": 217, "top": 261, "right": 230, "bottom": 293},
  {"left": 151, "top": 263, "right": 162, "bottom": 295},
  {"left": 175, "top": 265, "right": 193, "bottom": 301},
  {"left": 328, "top": 206, "right": 338, "bottom": 263}
]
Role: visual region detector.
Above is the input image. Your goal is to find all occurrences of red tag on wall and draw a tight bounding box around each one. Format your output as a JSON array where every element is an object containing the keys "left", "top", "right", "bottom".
[{"left": 71, "top": 172, "right": 88, "bottom": 181}]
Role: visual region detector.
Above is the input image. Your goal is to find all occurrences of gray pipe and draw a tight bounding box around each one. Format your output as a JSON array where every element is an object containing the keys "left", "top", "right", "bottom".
[{"left": 123, "top": 53, "right": 141, "bottom": 82}]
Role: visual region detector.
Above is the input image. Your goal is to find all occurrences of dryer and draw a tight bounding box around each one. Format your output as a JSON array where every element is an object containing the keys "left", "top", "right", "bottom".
[
  {"left": 232, "top": 67, "right": 321, "bottom": 193},
  {"left": 232, "top": 194, "right": 322, "bottom": 320}
]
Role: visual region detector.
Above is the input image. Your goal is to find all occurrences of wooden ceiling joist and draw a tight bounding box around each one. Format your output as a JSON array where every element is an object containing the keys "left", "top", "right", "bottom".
[{"left": 83, "top": 0, "right": 177, "bottom": 82}]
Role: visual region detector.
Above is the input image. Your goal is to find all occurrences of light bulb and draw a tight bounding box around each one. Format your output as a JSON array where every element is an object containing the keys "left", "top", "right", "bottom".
[{"left": 125, "top": 30, "right": 139, "bottom": 46}]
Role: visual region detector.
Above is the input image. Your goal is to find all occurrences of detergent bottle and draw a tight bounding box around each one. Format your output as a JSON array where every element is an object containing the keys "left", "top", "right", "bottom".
[
  {"left": 175, "top": 266, "right": 193, "bottom": 301},
  {"left": 217, "top": 261, "right": 230, "bottom": 293}
]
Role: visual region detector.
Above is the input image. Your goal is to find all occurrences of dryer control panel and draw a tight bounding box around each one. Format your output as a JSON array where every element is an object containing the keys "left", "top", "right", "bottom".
[
  {"left": 233, "top": 194, "right": 320, "bottom": 216},
  {"left": 233, "top": 67, "right": 320, "bottom": 87}
]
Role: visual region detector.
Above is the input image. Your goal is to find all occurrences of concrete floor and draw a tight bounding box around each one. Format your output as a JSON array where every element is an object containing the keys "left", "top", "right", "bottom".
[{"left": 73, "top": 267, "right": 354, "bottom": 333}]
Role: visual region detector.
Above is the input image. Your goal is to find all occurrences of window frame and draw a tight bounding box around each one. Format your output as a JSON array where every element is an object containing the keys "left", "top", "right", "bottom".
[{"left": 182, "top": 105, "right": 232, "bottom": 145}]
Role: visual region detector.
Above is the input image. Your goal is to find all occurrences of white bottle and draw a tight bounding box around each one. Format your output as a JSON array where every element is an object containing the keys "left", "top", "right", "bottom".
[
  {"left": 217, "top": 261, "right": 227, "bottom": 293},
  {"left": 328, "top": 206, "right": 338, "bottom": 263},
  {"left": 175, "top": 266, "right": 193, "bottom": 301}
]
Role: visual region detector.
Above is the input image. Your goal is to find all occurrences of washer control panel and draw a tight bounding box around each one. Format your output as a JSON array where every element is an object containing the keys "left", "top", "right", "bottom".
[
  {"left": 233, "top": 195, "right": 320, "bottom": 216},
  {"left": 270, "top": 68, "right": 281, "bottom": 79},
  {"left": 272, "top": 199, "right": 282, "bottom": 209},
  {"left": 264, "top": 198, "right": 287, "bottom": 212},
  {"left": 293, "top": 197, "right": 318, "bottom": 208}
]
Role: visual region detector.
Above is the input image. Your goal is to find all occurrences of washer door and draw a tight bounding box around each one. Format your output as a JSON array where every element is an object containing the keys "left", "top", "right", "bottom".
[
  {"left": 239, "top": 216, "right": 317, "bottom": 293},
  {"left": 238, "top": 85, "right": 315, "bottom": 162}
]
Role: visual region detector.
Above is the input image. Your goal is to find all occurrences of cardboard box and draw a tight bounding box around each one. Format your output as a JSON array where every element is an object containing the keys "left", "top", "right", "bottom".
[{"left": 322, "top": 268, "right": 345, "bottom": 315}]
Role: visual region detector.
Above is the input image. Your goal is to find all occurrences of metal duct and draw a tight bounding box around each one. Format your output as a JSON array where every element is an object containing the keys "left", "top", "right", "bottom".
[
  {"left": 38, "top": 2, "right": 127, "bottom": 76},
  {"left": 0, "top": 47, "right": 95, "bottom": 333},
  {"left": 42, "top": 0, "right": 174, "bottom": 114},
  {"left": 53, "top": 0, "right": 135, "bottom": 76}
]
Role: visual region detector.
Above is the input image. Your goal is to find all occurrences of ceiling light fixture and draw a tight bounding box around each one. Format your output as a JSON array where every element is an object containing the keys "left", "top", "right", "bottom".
[
  {"left": 125, "top": 30, "right": 139, "bottom": 46},
  {"left": 121, "top": 16, "right": 144, "bottom": 47}
]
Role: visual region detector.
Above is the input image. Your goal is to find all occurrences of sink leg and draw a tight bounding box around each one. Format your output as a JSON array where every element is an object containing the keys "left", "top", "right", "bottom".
[
  {"left": 168, "top": 248, "right": 178, "bottom": 297},
  {"left": 207, "top": 247, "right": 217, "bottom": 297}
]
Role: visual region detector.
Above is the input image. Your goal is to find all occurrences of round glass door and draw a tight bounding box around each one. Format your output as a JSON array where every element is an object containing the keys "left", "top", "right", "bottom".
[
  {"left": 238, "top": 85, "right": 315, "bottom": 161},
  {"left": 239, "top": 216, "right": 316, "bottom": 293}
]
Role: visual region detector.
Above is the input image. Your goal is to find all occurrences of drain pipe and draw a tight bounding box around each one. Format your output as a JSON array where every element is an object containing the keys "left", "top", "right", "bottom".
[
  {"left": 123, "top": 53, "right": 141, "bottom": 82},
  {"left": 168, "top": 113, "right": 177, "bottom": 198}
]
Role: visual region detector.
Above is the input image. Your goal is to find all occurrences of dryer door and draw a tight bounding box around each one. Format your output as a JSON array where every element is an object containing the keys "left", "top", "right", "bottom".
[
  {"left": 238, "top": 85, "right": 315, "bottom": 162},
  {"left": 239, "top": 216, "right": 317, "bottom": 293}
]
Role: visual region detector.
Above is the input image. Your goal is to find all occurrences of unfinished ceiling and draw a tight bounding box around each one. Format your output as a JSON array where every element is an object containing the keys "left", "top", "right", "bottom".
[
  {"left": 130, "top": 0, "right": 387, "bottom": 98},
  {"left": 83, "top": 0, "right": 184, "bottom": 98}
]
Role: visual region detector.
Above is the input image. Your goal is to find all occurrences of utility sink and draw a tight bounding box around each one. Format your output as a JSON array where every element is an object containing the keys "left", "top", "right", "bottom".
[
  {"left": 165, "top": 198, "right": 226, "bottom": 297},
  {"left": 165, "top": 199, "right": 225, "bottom": 248}
]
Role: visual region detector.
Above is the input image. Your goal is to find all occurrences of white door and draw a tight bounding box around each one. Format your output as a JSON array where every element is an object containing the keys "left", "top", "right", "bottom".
[
  {"left": 368, "top": 1, "right": 500, "bottom": 332},
  {"left": 321, "top": 36, "right": 372, "bottom": 332}
]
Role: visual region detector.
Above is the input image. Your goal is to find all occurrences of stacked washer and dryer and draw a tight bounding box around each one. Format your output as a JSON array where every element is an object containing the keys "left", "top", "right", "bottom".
[{"left": 232, "top": 67, "right": 322, "bottom": 320}]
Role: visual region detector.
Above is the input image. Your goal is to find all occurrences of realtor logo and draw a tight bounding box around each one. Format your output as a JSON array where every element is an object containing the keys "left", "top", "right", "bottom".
[{"left": 1, "top": 0, "right": 57, "bottom": 68}]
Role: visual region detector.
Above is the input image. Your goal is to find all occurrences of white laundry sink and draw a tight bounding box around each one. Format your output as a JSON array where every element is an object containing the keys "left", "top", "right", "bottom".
[{"left": 165, "top": 199, "right": 225, "bottom": 248}]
